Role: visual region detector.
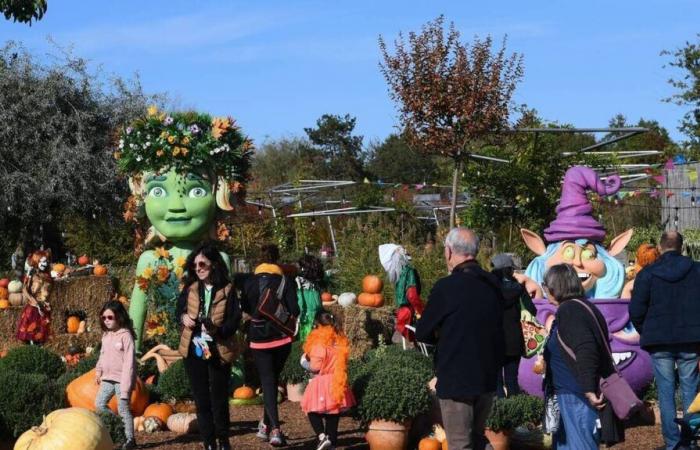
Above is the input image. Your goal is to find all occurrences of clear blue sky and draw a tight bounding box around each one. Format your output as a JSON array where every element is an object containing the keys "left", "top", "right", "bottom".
[{"left": 2, "top": 0, "right": 697, "bottom": 146}]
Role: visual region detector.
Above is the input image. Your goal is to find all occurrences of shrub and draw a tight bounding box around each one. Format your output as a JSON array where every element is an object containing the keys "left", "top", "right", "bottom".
[
  {"left": 280, "top": 340, "right": 308, "bottom": 385},
  {"left": 364, "top": 344, "right": 433, "bottom": 382},
  {"left": 56, "top": 370, "right": 81, "bottom": 394},
  {"left": 0, "top": 370, "right": 64, "bottom": 438},
  {"left": 509, "top": 394, "right": 544, "bottom": 426},
  {"left": 98, "top": 410, "right": 126, "bottom": 445},
  {"left": 73, "top": 353, "right": 99, "bottom": 375},
  {"left": 157, "top": 359, "right": 191, "bottom": 402},
  {"left": 0, "top": 345, "right": 65, "bottom": 378},
  {"left": 356, "top": 366, "right": 431, "bottom": 424},
  {"left": 486, "top": 394, "right": 544, "bottom": 432}
]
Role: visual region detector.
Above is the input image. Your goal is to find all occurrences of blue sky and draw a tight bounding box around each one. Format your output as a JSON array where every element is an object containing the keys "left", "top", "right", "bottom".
[{"left": 1, "top": 0, "right": 698, "bottom": 146}]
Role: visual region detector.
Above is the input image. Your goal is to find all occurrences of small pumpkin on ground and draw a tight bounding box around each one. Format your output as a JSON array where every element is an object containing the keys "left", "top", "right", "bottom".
[
  {"left": 143, "top": 402, "right": 174, "bottom": 424},
  {"left": 143, "top": 416, "right": 164, "bottom": 433},
  {"left": 167, "top": 413, "right": 198, "bottom": 434},
  {"left": 419, "top": 436, "right": 442, "bottom": 450}
]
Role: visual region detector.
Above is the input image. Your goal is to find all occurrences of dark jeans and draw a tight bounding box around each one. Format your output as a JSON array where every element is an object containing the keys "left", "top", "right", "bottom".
[
  {"left": 184, "top": 355, "right": 231, "bottom": 444},
  {"left": 496, "top": 355, "right": 521, "bottom": 398},
  {"left": 252, "top": 343, "right": 292, "bottom": 429},
  {"left": 308, "top": 412, "right": 340, "bottom": 445},
  {"left": 650, "top": 347, "right": 700, "bottom": 450}
]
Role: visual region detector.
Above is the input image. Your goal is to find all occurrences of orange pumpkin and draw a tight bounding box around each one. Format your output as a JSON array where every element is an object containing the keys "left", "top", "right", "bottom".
[
  {"left": 419, "top": 437, "right": 442, "bottom": 450},
  {"left": 321, "top": 292, "right": 333, "bottom": 303},
  {"left": 0, "top": 299, "right": 9, "bottom": 309},
  {"left": 0, "top": 278, "right": 8, "bottom": 288},
  {"left": 53, "top": 263, "right": 66, "bottom": 273},
  {"left": 93, "top": 265, "right": 108, "bottom": 276},
  {"left": 233, "top": 385, "right": 255, "bottom": 400},
  {"left": 144, "top": 402, "right": 174, "bottom": 424},
  {"left": 362, "top": 275, "right": 383, "bottom": 294},
  {"left": 66, "top": 368, "right": 149, "bottom": 416},
  {"left": 78, "top": 255, "right": 90, "bottom": 266},
  {"left": 66, "top": 316, "right": 81, "bottom": 334},
  {"left": 443, "top": 440, "right": 448, "bottom": 450},
  {"left": 0, "top": 287, "right": 7, "bottom": 299},
  {"left": 357, "top": 292, "right": 384, "bottom": 307}
]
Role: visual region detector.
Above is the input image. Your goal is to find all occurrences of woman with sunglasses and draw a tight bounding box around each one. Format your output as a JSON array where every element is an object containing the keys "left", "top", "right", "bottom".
[
  {"left": 176, "top": 242, "right": 242, "bottom": 450},
  {"left": 95, "top": 300, "right": 138, "bottom": 450}
]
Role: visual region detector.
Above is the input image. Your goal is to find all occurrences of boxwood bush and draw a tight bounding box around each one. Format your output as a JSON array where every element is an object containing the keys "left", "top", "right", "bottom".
[
  {"left": 356, "top": 365, "right": 431, "bottom": 425},
  {"left": 0, "top": 370, "right": 64, "bottom": 438},
  {"left": 0, "top": 345, "right": 65, "bottom": 378},
  {"left": 157, "top": 359, "right": 191, "bottom": 402}
]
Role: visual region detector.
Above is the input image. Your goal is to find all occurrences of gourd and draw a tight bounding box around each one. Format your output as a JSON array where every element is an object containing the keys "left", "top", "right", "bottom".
[
  {"left": 167, "top": 413, "right": 198, "bottom": 434},
  {"left": 13, "top": 407, "right": 113, "bottom": 450},
  {"left": 362, "top": 275, "right": 383, "bottom": 294},
  {"left": 66, "top": 369, "right": 149, "bottom": 416},
  {"left": 338, "top": 292, "right": 356, "bottom": 308},
  {"left": 143, "top": 402, "right": 174, "bottom": 424},
  {"left": 143, "top": 416, "right": 164, "bottom": 433}
]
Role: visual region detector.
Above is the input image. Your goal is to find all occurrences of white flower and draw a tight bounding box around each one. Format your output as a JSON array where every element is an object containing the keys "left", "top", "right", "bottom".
[{"left": 136, "top": 156, "right": 143, "bottom": 162}]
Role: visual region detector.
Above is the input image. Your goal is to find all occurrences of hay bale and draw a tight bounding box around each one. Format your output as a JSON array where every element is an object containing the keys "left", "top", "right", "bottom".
[{"left": 325, "top": 304, "right": 394, "bottom": 358}]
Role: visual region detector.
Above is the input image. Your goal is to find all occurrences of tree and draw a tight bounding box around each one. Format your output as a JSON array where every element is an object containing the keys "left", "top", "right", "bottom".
[
  {"left": 379, "top": 15, "right": 524, "bottom": 227},
  {"left": 251, "top": 137, "right": 324, "bottom": 190},
  {"left": 0, "top": 42, "right": 155, "bottom": 268},
  {"left": 663, "top": 35, "right": 700, "bottom": 152},
  {"left": 366, "top": 134, "right": 439, "bottom": 184},
  {"left": 1, "top": 0, "right": 46, "bottom": 25},
  {"left": 304, "top": 114, "right": 365, "bottom": 181}
]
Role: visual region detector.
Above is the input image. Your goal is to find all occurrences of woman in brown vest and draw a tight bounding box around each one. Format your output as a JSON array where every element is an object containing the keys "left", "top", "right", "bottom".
[{"left": 176, "top": 242, "right": 241, "bottom": 450}]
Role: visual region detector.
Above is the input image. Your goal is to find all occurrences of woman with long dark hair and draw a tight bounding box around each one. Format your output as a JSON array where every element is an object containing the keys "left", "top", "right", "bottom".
[{"left": 175, "top": 242, "right": 241, "bottom": 450}]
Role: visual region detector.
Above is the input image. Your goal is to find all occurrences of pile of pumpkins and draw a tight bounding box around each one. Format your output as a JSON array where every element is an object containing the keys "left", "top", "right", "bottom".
[
  {"left": 64, "top": 368, "right": 197, "bottom": 435},
  {"left": 358, "top": 275, "right": 384, "bottom": 307},
  {"left": 0, "top": 278, "right": 23, "bottom": 309}
]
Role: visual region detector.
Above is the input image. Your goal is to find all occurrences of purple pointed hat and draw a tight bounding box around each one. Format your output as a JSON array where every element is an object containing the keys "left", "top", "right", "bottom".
[{"left": 544, "top": 166, "right": 621, "bottom": 243}]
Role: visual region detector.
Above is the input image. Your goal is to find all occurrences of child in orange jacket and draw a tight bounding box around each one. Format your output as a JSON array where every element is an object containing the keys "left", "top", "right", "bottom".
[{"left": 301, "top": 311, "right": 356, "bottom": 450}]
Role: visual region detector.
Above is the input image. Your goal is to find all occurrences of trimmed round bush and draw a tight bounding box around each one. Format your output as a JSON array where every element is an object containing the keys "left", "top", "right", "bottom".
[
  {"left": 98, "top": 410, "right": 126, "bottom": 445},
  {"left": 0, "top": 370, "right": 65, "bottom": 438},
  {"left": 357, "top": 365, "right": 431, "bottom": 424},
  {"left": 157, "top": 359, "right": 191, "bottom": 402},
  {"left": 0, "top": 345, "right": 65, "bottom": 378}
]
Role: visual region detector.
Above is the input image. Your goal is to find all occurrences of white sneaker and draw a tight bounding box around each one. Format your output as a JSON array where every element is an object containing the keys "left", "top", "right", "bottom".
[{"left": 316, "top": 433, "right": 332, "bottom": 450}]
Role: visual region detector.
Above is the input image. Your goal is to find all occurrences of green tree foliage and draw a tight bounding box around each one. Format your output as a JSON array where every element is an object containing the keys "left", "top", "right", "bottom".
[
  {"left": 0, "top": 43, "right": 156, "bottom": 269},
  {"left": 1, "top": 0, "right": 46, "bottom": 25},
  {"left": 251, "top": 137, "right": 324, "bottom": 190},
  {"left": 663, "top": 34, "right": 700, "bottom": 151},
  {"left": 366, "top": 134, "right": 440, "bottom": 184},
  {"left": 304, "top": 114, "right": 365, "bottom": 181}
]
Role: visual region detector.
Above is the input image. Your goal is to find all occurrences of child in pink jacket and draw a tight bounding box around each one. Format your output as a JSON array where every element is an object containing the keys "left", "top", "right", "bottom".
[{"left": 95, "top": 300, "right": 137, "bottom": 450}]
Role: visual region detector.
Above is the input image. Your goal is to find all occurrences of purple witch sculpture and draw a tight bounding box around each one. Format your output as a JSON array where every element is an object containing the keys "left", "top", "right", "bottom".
[{"left": 516, "top": 166, "right": 653, "bottom": 397}]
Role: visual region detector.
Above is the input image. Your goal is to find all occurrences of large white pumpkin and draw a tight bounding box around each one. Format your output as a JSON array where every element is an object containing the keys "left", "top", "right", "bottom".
[
  {"left": 338, "top": 292, "right": 357, "bottom": 308},
  {"left": 7, "top": 280, "right": 22, "bottom": 294},
  {"left": 14, "top": 407, "right": 113, "bottom": 450}
]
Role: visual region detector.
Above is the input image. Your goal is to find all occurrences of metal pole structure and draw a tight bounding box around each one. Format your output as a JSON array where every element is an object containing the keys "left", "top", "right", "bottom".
[{"left": 327, "top": 216, "right": 338, "bottom": 256}]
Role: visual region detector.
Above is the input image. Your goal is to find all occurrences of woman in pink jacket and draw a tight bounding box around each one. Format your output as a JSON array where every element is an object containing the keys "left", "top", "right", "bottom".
[{"left": 95, "top": 300, "right": 137, "bottom": 450}]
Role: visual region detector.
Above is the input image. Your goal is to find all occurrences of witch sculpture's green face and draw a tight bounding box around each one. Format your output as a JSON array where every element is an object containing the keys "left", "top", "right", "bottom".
[{"left": 144, "top": 169, "right": 216, "bottom": 241}]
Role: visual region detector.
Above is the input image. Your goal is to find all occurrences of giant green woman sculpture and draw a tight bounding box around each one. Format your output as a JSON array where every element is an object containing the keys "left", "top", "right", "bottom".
[{"left": 116, "top": 107, "right": 253, "bottom": 350}]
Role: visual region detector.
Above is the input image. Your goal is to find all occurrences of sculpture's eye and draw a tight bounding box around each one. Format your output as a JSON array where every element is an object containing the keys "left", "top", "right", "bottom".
[
  {"left": 582, "top": 248, "right": 596, "bottom": 261},
  {"left": 148, "top": 186, "right": 167, "bottom": 198},
  {"left": 188, "top": 187, "right": 207, "bottom": 198},
  {"left": 562, "top": 246, "right": 575, "bottom": 261}
]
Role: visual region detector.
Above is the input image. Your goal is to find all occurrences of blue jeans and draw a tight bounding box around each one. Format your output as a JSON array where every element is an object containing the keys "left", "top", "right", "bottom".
[
  {"left": 554, "top": 392, "right": 599, "bottom": 449},
  {"left": 651, "top": 348, "right": 700, "bottom": 450}
]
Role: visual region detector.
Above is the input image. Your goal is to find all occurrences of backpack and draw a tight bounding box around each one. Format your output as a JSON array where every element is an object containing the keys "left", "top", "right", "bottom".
[{"left": 255, "top": 275, "right": 298, "bottom": 337}]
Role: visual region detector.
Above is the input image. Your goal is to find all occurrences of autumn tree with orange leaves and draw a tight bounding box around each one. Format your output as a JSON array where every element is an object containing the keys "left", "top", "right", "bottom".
[{"left": 379, "top": 16, "right": 524, "bottom": 227}]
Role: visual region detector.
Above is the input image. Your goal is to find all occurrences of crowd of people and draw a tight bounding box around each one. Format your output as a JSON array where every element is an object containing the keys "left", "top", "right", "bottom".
[{"left": 89, "top": 227, "right": 700, "bottom": 450}]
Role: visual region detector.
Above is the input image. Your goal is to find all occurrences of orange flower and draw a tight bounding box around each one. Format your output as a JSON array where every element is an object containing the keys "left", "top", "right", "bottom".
[
  {"left": 137, "top": 277, "right": 149, "bottom": 291},
  {"left": 180, "top": 147, "right": 189, "bottom": 156},
  {"left": 156, "top": 149, "right": 164, "bottom": 157},
  {"left": 157, "top": 265, "right": 170, "bottom": 283},
  {"left": 154, "top": 247, "right": 170, "bottom": 259},
  {"left": 211, "top": 117, "right": 231, "bottom": 139}
]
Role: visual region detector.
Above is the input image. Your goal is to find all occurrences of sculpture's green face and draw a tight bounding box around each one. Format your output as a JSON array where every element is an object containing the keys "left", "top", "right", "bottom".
[{"left": 144, "top": 168, "right": 216, "bottom": 242}]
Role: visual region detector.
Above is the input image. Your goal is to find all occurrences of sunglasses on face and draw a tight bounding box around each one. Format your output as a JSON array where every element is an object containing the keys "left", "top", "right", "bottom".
[
  {"left": 195, "top": 261, "right": 211, "bottom": 269},
  {"left": 101, "top": 314, "right": 115, "bottom": 321}
]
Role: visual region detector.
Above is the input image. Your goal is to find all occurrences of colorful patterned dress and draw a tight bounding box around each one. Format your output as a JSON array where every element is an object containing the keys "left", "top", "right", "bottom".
[{"left": 16, "top": 272, "right": 52, "bottom": 344}]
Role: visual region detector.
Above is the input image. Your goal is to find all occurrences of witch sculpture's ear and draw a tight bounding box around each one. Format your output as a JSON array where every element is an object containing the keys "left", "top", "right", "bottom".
[
  {"left": 521, "top": 229, "right": 547, "bottom": 256},
  {"left": 608, "top": 229, "right": 634, "bottom": 257}
]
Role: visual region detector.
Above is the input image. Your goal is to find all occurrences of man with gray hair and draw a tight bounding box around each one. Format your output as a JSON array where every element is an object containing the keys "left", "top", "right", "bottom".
[{"left": 416, "top": 227, "right": 505, "bottom": 450}]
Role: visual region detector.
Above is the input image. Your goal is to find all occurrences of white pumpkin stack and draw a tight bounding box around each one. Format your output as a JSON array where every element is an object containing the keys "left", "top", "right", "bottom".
[
  {"left": 8, "top": 280, "right": 23, "bottom": 307},
  {"left": 338, "top": 292, "right": 357, "bottom": 308}
]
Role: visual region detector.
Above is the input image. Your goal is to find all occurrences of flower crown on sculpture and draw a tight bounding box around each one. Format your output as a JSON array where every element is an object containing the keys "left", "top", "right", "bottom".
[{"left": 115, "top": 106, "right": 254, "bottom": 182}]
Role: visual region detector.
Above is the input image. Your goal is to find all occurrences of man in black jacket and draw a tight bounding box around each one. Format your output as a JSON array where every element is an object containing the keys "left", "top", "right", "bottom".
[
  {"left": 416, "top": 228, "right": 505, "bottom": 450},
  {"left": 630, "top": 231, "right": 700, "bottom": 450}
]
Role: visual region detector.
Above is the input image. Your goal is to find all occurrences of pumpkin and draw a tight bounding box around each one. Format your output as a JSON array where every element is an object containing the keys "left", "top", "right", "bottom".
[
  {"left": 8, "top": 280, "right": 22, "bottom": 293},
  {"left": 358, "top": 292, "right": 384, "bottom": 307},
  {"left": 53, "top": 263, "right": 66, "bottom": 273},
  {"left": 233, "top": 385, "right": 255, "bottom": 400},
  {"left": 0, "top": 278, "right": 8, "bottom": 288},
  {"left": 419, "top": 437, "right": 442, "bottom": 450},
  {"left": 134, "top": 416, "right": 145, "bottom": 432},
  {"left": 362, "top": 275, "right": 383, "bottom": 294},
  {"left": 0, "top": 287, "right": 7, "bottom": 299},
  {"left": 14, "top": 407, "right": 113, "bottom": 450},
  {"left": 321, "top": 292, "right": 333, "bottom": 303},
  {"left": 338, "top": 292, "right": 356, "bottom": 308},
  {"left": 143, "top": 416, "right": 164, "bottom": 433},
  {"left": 0, "top": 299, "right": 9, "bottom": 309},
  {"left": 93, "top": 265, "right": 108, "bottom": 276},
  {"left": 167, "top": 413, "right": 198, "bottom": 434},
  {"left": 66, "top": 369, "right": 149, "bottom": 416},
  {"left": 78, "top": 255, "right": 90, "bottom": 266},
  {"left": 8, "top": 292, "right": 23, "bottom": 306},
  {"left": 144, "top": 402, "right": 174, "bottom": 424},
  {"left": 66, "top": 316, "right": 81, "bottom": 334}
]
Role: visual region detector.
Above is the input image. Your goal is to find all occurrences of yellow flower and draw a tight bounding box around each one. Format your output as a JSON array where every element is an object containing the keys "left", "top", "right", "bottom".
[
  {"left": 113, "top": 151, "right": 122, "bottom": 160},
  {"left": 156, "top": 149, "right": 164, "bottom": 157},
  {"left": 155, "top": 247, "right": 170, "bottom": 259},
  {"left": 160, "top": 131, "right": 168, "bottom": 140},
  {"left": 182, "top": 136, "right": 190, "bottom": 145},
  {"left": 172, "top": 147, "right": 181, "bottom": 157},
  {"left": 175, "top": 256, "right": 186, "bottom": 267},
  {"left": 175, "top": 267, "right": 184, "bottom": 279},
  {"left": 211, "top": 117, "right": 231, "bottom": 139},
  {"left": 142, "top": 267, "right": 154, "bottom": 279},
  {"left": 167, "top": 135, "right": 176, "bottom": 144},
  {"left": 147, "top": 105, "right": 159, "bottom": 117},
  {"left": 180, "top": 147, "right": 189, "bottom": 156}
]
